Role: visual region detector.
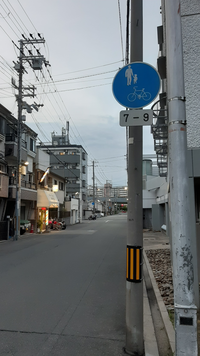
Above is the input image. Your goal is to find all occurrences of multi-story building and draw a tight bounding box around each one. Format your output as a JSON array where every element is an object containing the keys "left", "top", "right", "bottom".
[
  {"left": 0, "top": 104, "right": 37, "bottom": 236},
  {"left": 39, "top": 130, "right": 88, "bottom": 222}
]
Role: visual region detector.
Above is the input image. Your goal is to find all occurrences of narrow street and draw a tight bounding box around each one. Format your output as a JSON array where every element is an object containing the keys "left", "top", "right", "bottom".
[{"left": 0, "top": 215, "right": 126, "bottom": 356}]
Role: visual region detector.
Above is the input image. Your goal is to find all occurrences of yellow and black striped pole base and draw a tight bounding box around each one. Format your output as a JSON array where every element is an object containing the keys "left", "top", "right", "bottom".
[{"left": 126, "top": 245, "right": 143, "bottom": 282}]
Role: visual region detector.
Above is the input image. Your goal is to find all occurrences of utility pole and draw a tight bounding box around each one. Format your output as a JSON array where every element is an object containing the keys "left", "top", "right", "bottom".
[
  {"left": 165, "top": 1, "right": 198, "bottom": 355},
  {"left": 126, "top": 1, "right": 144, "bottom": 355},
  {"left": 15, "top": 40, "right": 23, "bottom": 240},
  {"left": 92, "top": 161, "right": 95, "bottom": 214},
  {"left": 14, "top": 35, "right": 48, "bottom": 241}
]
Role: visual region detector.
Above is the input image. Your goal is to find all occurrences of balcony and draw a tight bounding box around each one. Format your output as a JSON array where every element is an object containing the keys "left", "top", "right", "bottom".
[
  {"left": 65, "top": 182, "right": 80, "bottom": 193},
  {"left": 50, "top": 166, "right": 80, "bottom": 179},
  {"left": 50, "top": 153, "right": 80, "bottom": 165},
  {"left": 9, "top": 176, "right": 37, "bottom": 200},
  {"left": 9, "top": 176, "right": 36, "bottom": 190},
  {"left": 5, "top": 135, "right": 27, "bottom": 162}
]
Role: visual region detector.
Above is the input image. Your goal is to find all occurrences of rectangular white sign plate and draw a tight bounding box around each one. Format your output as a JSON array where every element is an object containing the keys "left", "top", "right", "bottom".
[{"left": 119, "top": 109, "right": 153, "bottom": 126}]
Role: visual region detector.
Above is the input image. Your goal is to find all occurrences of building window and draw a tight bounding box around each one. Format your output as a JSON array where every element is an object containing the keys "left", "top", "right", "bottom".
[
  {"left": 59, "top": 181, "right": 64, "bottom": 191},
  {"left": 82, "top": 193, "right": 86, "bottom": 202},
  {"left": 82, "top": 166, "right": 86, "bottom": 174},
  {"left": 54, "top": 179, "right": 57, "bottom": 185},
  {"left": 30, "top": 138, "right": 35, "bottom": 152},
  {"left": 82, "top": 180, "right": 85, "bottom": 188},
  {"left": 0, "top": 164, "right": 5, "bottom": 173},
  {"left": 29, "top": 174, "right": 32, "bottom": 183}
]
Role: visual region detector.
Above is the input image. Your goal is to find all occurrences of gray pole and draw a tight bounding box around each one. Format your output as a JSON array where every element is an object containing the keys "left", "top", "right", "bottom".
[
  {"left": 15, "top": 39, "right": 23, "bottom": 241},
  {"left": 125, "top": 1, "right": 144, "bottom": 355},
  {"left": 92, "top": 161, "right": 95, "bottom": 214},
  {"left": 165, "top": 1, "right": 198, "bottom": 354}
]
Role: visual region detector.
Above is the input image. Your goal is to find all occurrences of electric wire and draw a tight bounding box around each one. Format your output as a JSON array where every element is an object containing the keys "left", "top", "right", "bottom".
[
  {"left": 117, "top": 0, "right": 125, "bottom": 64},
  {"left": 17, "top": 0, "right": 38, "bottom": 33},
  {"left": 1, "top": 1, "right": 25, "bottom": 36},
  {"left": 0, "top": 2, "right": 121, "bottom": 187},
  {"left": 37, "top": 82, "right": 111, "bottom": 94},
  {"left": 34, "top": 69, "right": 118, "bottom": 85},
  {"left": 0, "top": 5, "right": 118, "bottom": 179},
  {"left": 53, "top": 60, "right": 123, "bottom": 77}
]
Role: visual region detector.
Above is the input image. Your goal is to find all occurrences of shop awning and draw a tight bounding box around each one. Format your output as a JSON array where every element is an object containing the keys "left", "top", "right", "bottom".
[{"left": 37, "top": 190, "right": 59, "bottom": 208}]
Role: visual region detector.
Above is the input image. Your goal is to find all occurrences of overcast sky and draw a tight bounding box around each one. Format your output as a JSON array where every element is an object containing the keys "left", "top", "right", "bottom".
[{"left": 0, "top": 0, "right": 161, "bottom": 187}]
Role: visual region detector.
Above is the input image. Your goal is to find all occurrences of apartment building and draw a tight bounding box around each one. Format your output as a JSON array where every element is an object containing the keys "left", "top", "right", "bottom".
[
  {"left": 0, "top": 104, "right": 37, "bottom": 236},
  {"left": 39, "top": 130, "right": 88, "bottom": 222}
]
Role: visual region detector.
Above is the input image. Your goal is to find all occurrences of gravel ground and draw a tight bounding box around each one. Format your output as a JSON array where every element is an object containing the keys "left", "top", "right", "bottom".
[
  {"left": 145, "top": 249, "right": 174, "bottom": 310},
  {"left": 145, "top": 248, "right": 200, "bottom": 351}
]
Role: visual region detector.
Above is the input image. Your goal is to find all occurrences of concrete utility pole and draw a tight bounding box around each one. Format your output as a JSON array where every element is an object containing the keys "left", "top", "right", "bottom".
[
  {"left": 14, "top": 36, "right": 47, "bottom": 241},
  {"left": 15, "top": 40, "right": 23, "bottom": 240},
  {"left": 92, "top": 161, "right": 95, "bottom": 214},
  {"left": 126, "top": 1, "right": 144, "bottom": 355},
  {"left": 165, "top": 1, "right": 198, "bottom": 354}
]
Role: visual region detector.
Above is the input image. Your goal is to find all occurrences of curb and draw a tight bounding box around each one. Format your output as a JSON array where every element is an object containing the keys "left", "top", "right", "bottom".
[
  {"left": 143, "top": 250, "right": 175, "bottom": 354},
  {"left": 143, "top": 280, "right": 159, "bottom": 356}
]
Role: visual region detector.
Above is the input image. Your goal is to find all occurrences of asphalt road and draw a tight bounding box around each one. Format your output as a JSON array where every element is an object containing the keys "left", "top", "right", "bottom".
[{"left": 0, "top": 214, "right": 127, "bottom": 356}]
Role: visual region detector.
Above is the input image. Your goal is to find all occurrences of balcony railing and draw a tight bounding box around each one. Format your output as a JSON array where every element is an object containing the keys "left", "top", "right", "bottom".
[
  {"left": 9, "top": 176, "right": 36, "bottom": 190},
  {"left": 5, "top": 134, "right": 27, "bottom": 149}
]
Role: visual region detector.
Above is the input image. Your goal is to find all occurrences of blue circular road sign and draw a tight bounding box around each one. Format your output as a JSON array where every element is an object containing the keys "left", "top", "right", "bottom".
[{"left": 112, "top": 62, "right": 161, "bottom": 109}]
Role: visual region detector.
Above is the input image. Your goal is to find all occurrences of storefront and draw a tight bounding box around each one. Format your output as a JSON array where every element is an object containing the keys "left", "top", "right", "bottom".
[{"left": 37, "top": 190, "right": 59, "bottom": 232}]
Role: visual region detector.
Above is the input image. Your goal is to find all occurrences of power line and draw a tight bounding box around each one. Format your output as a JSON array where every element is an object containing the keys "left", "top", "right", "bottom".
[
  {"left": 17, "top": 0, "right": 38, "bottom": 33},
  {"left": 35, "top": 69, "right": 118, "bottom": 84},
  {"left": 117, "top": 0, "right": 125, "bottom": 63},
  {"left": 7, "top": 0, "right": 30, "bottom": 35},
  {"left": 0, "top": 3, "right": 112, "bottom": 188},
  {"left": 37, "top": 82, "right": 111, "bottom": 94},
  {"left": 52, "top": 60, "right": 123, "bottom": 77},
  {"left": 97, "top": 155, "right": 126, "bottom": 161}
]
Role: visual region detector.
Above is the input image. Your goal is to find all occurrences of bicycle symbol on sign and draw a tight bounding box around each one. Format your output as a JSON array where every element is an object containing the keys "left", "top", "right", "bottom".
[{"left": 127, "top": 87, "right": 151, "bottom": 102}]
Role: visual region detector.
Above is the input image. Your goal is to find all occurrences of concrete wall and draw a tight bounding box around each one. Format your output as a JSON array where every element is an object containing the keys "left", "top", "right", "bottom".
[
  {"left": 181, "top": 0, "right": 200, "bottom": 149},
  {"left": 143, "top": 189, "right": 156, "bottom": 209},
  {"left": 152, "top": 204, "right": 165, "bottom": 231},
  {"left": 36, "top": 149, "right": 50, "bottom": 170},
  {"left": 0, "top": 175, "right": 8, "bottom": 198},
  {"left": 65, "top": 198, "right": 79, "bottom": 224}
]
